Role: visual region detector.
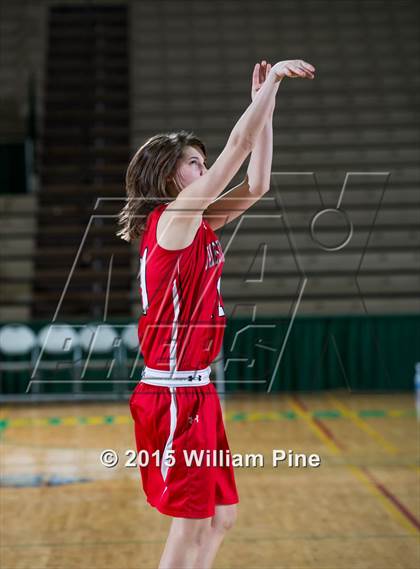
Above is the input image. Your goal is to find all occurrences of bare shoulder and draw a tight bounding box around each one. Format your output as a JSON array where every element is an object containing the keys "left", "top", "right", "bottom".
[{"left": 156, "top": 201, "right": 202, "bottom": 251}]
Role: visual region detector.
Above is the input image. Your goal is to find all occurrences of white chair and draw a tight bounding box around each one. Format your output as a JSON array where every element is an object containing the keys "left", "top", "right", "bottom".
[
  {"left": 78, "top": 324, "right": 120, "bottom": 389},
  {"left": 35, "top": 324, "right": 82, "bottom": 394},
  {"left": 38, "top": 324, "right": 80, "bottom": 354},
  {"left": 79, "top": 323, "right": 119, "bottom": 354},
  {"left": 0, "top": 324, "right": 37, "bottom": 356},
  {"left": 121, "top": 324, "right": 139, "bottom": 352}
]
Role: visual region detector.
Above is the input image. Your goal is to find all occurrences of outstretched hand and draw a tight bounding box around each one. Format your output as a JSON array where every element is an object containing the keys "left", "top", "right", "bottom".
[
  {"left": 271, "top": 59, "right": 315, "bottom": 82},
  {"left": 251, "top": 60, "right": 272, "bottom": 101}
]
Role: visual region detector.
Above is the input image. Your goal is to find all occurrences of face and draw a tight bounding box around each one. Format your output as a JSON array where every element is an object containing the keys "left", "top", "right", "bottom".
[{"left": 168, "top": 145, "right": 208, "bottom": 196}]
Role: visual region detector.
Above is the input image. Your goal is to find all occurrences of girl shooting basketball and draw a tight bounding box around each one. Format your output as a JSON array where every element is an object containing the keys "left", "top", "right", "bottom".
[{"left": 120, "top": 59, "right": 315, "bottom": 569}]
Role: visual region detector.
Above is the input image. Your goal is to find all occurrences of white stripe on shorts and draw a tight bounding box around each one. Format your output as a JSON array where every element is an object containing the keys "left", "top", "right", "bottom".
[{"left": 161, "top": 386, "right": 178, "bottom": 484}]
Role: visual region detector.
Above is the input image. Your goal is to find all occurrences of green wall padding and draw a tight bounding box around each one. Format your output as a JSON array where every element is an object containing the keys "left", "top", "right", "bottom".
[
  {"left": 1, "top": 315, "right": 419, "bottom": 395},
  {"left": 223, "top": 314, "right": 420, "bottom": 392}
]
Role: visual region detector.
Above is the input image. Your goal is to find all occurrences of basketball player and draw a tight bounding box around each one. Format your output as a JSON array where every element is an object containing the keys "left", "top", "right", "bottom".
[{"left": 120, "top": 60, "right": 315, "bottom": 569}]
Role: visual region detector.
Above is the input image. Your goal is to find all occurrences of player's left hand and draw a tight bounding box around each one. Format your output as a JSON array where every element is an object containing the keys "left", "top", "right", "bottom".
[{"left": 251, "top": 60, "right": 272, "bottom": 101}]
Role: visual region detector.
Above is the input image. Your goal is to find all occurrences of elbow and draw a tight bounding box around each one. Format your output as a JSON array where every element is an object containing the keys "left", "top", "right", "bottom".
[{"left": 248, "top": 183, "right": 270, "bottom": 196}]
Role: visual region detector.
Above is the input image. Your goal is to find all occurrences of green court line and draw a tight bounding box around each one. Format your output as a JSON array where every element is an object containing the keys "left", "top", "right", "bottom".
[
  {"left": 313, "top": 410, "right": 342, "bottom": 419},
  {"left": 0, "top": 409, "right": 415, "bottom": 432},
  {"left": 359, "top": 410, "right": 387, "bottom": 418},
  {"left": 49, "top": 417, "right": 62, "bottom": 425}
]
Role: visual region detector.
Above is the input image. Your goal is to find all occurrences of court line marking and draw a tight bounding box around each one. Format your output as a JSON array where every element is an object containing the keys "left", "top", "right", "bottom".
[
  {"left": 327, "top": 394, "right": 420, "bottom": 474},
  {"left": 0, "top": 408, "right": 415, "bottom": 431},
  {"left": 289, "top": 395, "right": 420, "bottom": 536}
]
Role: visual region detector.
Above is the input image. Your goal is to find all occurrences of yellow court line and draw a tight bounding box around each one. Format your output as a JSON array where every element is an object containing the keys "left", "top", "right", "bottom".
[
  {"left": 0, "top": 409, "right": 415, "bottom": 430},
  {"left": 61, "top": 417, "right": 80, "bottom": 426},
  {"left": 348, "top": 465, "right": 419, "bottom": 536},
  {"left": 288, "top": 395, "right": 419, "bottom": 536},
  {"left": 327, "top": 394, "right": 399, "bottom": 455},
  {"left": 327, "top": 394, "right": 419, "bottom": 474},
  {"left": 88, "top": 416, "right": 107, "bottom": 425},
  {"left": 7, "top": 418, "right": 28, "bottom": 428},
  {"left": 389, "top": 409, "right": 411, "bottom": 418},
  {"left": 113, "top": 416, "right": 130, "bottom": 425},
  {"left": 1, "top": 415, "right": 133, "bottom": 428},
  {"left": 288, "top": 400, "right": 340, "bottom": 456}
]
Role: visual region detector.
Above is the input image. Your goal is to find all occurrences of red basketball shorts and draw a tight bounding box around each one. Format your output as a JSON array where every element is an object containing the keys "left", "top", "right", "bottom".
[{"left": 129, "top": 381, "right": 239, "bottom": 519}]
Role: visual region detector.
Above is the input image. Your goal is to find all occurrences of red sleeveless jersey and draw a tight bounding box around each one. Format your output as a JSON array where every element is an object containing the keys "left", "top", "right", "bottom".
[{"left": 137, "top": 203, "right": 226, "bottom": 372}]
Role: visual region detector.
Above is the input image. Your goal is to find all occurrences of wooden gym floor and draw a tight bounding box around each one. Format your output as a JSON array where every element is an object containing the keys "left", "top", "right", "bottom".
[{"left": 1, "top": 390, "right": 418, "bottom": 568}]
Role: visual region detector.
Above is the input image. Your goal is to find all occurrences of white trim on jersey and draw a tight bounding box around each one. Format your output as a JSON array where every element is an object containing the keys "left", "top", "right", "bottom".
[
  {"left": 216, "top": 275, "right": 225, "bottom": 316},
  {"left": 139, "top": 247, "right": 149, "bottom": 314},
  {"left": 169, "top": 271, "right": 180, "bottom": 372}
]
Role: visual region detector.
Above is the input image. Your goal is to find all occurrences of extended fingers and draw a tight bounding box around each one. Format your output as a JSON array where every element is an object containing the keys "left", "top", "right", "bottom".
[
  {"left": 285, "top": 60, "right": 315, "bottom": 79},
  {"left": 259, "top": 60, "right": 266, "bottom": 83},
  {"left": 259, "top": 60, "right": 272, "bottom": 83},
  {"left": 284, "top": 63, "right": 299, "bottom": 77},
  {"left": 297, "top": 60, "right": 315, "bottom": 78},
  {"left": 301, "top": 60, "right": 315, "bottom": 73},
  {"left": 252, "top": 62, "right": 260, "bottom": 89},
  {"left": 252, "top": 60, "right": 270, "bottom": 92}
]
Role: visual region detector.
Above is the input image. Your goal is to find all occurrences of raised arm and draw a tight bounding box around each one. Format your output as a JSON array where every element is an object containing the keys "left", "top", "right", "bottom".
[
  {"left": 202, "top": 61, "right": 277, "bottom": 230},
  {"left": 158, "top": 59, "right": 315, "bottom": 250},
  {"left": 247, "top": 61, "right": 275, "bottom": 194}
]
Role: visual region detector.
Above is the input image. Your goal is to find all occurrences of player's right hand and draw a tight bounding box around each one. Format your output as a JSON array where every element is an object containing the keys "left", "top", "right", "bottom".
[{"left": 270, "top": 60, "right": 315, "bottom": 81}]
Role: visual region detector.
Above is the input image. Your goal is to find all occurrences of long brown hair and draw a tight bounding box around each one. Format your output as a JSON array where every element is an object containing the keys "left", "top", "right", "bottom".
[{"left": 117, "top": 130, "right": 207, "bottom": 242}]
